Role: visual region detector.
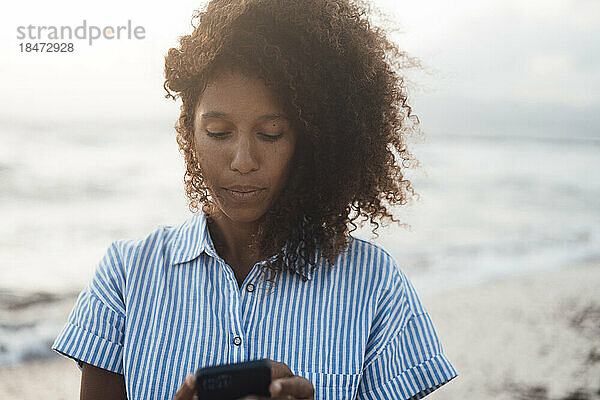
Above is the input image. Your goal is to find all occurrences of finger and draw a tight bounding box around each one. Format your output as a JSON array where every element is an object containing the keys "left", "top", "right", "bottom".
[
  {"left": 271, "top": 376, "right": 314, "bottom": 399},
  {"left": 265, "top": 358, "right": 294, "bottom": 380},
  {"left": 173, "top": 374, "right": 195, "bottom": 400}
]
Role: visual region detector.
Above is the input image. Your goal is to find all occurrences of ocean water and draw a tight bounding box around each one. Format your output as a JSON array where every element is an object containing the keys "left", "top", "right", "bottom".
[{"left": 1, "top": 123, "right": 599, "bottom": 365}]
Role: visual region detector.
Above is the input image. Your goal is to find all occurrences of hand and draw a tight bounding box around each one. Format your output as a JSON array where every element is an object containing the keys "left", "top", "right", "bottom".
[
  {"left": 172, "top": 373, "right": 195, "bottom": 400},
  {"left": 172, "top": 358, "right": 314, "bottom": 400},
  {"left": 238, "top": 358, "right": 314, "bottom": 400}
]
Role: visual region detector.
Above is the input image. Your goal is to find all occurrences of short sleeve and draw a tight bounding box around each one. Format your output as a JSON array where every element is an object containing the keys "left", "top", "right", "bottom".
[
  {"left": 51, "top": 240, "right": 126, "bottom": 374},
  {"left": 356, "top": 259, "right": 457, "bottom": 399}
]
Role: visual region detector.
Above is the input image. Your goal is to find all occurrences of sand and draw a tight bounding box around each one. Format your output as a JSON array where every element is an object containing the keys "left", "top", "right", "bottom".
[
  {"left": 424, "top": 261, "right": 600, "bottom": 400},
  {"left": 1, "top": 261, "right": 599, "bottom": 399}
]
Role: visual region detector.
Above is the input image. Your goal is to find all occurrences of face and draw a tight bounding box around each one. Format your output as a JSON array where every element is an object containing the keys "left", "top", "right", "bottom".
[{"left": 193, "top": 70, "right": 297, "bottom": 225}]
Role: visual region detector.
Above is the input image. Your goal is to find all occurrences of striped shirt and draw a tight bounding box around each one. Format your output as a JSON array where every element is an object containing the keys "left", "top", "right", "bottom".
[{"left": 52, "top": 211, "right": 457, "bottom": 399}]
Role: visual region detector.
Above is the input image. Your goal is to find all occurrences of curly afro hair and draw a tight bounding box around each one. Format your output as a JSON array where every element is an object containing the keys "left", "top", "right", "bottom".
[{"left": 163, "top": 0, "right": 424, "bottom": 282}]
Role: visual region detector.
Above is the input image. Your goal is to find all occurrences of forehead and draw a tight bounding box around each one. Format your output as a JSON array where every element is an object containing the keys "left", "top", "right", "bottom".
[{"left": 196, "top": 71, "right": 284, "bottom": 118}]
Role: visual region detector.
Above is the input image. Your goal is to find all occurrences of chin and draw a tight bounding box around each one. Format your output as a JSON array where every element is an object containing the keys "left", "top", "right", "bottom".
[{"left": 222, "top": 207, "right": 267, "bottom": 224}]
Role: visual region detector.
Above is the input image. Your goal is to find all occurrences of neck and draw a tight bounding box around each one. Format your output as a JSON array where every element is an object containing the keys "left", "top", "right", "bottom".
[{"left": 206, "top": 211, "right": 262, "bottom": 269}]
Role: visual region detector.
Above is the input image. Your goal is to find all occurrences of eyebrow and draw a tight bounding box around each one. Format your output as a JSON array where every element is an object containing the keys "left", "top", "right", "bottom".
[{"left": 200, "top": 111, "right": 288, "bottom": 122}]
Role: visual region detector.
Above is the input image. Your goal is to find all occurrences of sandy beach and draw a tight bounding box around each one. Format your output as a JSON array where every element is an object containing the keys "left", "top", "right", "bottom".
[
  {"left": 1, "top": 261, "right": 598, "bottom": 399},
  {"left": 425, "top": 260, "right": 600, "bottom": 400}
]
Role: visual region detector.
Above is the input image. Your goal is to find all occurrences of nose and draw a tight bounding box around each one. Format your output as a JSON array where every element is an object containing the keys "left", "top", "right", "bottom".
[{"left": 230, "top": 134, "right": 259, "bottom": 174}]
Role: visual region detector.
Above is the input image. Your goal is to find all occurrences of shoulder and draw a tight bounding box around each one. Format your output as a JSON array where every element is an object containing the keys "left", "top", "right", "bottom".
[
  {"left": 77, "top": 218, "right": 194, "bottom": 319},
  {"left": 109, "top": 213, "right": 201, "bottom": 270},
  {"left": 343, "top": 236, "right": 425, "bottom": 316},
  {"left": 343, "top": 236, "right": 403, "bottom": 283},
  {"left": 110, "top": 224, "right": 179, "bottom": 266}
]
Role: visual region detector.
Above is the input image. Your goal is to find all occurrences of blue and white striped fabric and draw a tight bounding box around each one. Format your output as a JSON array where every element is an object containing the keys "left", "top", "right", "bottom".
[{"left": 52, "top": 211, "right": 457, "bottom": 399}]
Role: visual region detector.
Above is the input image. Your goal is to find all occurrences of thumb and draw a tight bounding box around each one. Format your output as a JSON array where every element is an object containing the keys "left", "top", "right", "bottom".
[{"left": 173, "top": 374, "right": 196, "bottom": 400}]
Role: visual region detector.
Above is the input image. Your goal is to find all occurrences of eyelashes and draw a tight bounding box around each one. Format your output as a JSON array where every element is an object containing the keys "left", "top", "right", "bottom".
[
  {"left": 261, "top": 133, "right": 284, "bottom": 141},
  {"left": 205, "top": 130, "right": 283, "bottom": 141},
  {"left": 205, "top": 131, "right": 230, "bottom": 138}
]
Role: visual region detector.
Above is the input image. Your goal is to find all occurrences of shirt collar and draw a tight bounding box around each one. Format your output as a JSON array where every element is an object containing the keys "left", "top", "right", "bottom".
[
  {"left": 169, "top": 212, "right": 314, "bottom": 281},
  {"left": 169, "top": 212, "right": 212, "bottom": 266}
]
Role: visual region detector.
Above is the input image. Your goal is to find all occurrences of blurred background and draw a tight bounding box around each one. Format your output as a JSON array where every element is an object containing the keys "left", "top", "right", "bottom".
[{"left": 1, "top": 0, "right": 598, "bottom": 398}]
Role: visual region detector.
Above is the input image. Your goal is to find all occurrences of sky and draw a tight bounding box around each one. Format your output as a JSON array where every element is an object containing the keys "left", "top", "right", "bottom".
[{"left": 1, "top": 0, "right": 598, "bottom": 140}]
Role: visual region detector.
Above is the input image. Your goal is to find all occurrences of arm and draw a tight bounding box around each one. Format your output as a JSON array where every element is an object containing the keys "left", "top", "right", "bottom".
[
  {"left": 356, "top": 260, "right": 457, "bottom": 399},
  {"left": 81, "top": 362, "right": 127, "bottom": 400}
]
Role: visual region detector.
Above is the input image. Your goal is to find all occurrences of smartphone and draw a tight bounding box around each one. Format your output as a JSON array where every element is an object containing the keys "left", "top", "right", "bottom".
[{"left": 195, "top": 358, "right": 272, "bottom": 400}]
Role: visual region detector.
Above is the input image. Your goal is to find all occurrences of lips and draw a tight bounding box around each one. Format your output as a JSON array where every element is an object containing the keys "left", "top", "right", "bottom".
[
  {"left": 223, "top": 186, "right": 266, "bottom": 202},
  {"left": 225, "top": 185, "right": 265, "bottom": 192}
]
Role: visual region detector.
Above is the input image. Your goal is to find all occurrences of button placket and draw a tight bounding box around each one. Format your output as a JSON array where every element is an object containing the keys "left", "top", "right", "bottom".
[
  {"left": 206, "top": 236, "right": 254, "bottom": 360},
  {"left": 215, "top": 257, "right": 272, "bottom": 358},
  {"left": 213, "top": 259, "right": 244, "bottom": 357}
]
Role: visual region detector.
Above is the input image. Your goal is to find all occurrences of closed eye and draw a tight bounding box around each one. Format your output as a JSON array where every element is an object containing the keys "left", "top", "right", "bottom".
[
  {"left": 205, "top": 130, "right": 283, "bottom": 141},
  {"left": 205, "top": 130, "right": 231, "bottom": 138},
  {"left": 259, "top": 132, "right": 283, "bottom": 141}
]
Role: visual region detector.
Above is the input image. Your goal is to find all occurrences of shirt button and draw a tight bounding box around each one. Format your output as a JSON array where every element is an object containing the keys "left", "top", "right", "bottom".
[
  {"left": 233, "top": 336, "right": 242, "bottom": 346},
  {"left": 246, "top": 283, "right": 255, "bottom": 292}
]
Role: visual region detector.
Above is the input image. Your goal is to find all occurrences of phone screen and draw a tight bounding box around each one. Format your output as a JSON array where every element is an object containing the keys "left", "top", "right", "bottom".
[{"left": 195, "top": 358, "right": 271, "bottom": 400}]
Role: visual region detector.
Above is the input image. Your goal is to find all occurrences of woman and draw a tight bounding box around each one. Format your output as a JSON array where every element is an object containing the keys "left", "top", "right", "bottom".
[{"left": 52, "top": 0, "right": 458, "bottom": 399}]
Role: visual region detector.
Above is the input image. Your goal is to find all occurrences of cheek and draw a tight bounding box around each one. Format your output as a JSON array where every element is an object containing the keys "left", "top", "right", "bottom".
[
  {"left": 194, "top": 142, "right": 221, "bottom": 178},
  {"left": 270, "top": 143, "right": 296, "bottom": 179},
  {"left": 195, "top": 131, "right": 223, "bottom": 155}
]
